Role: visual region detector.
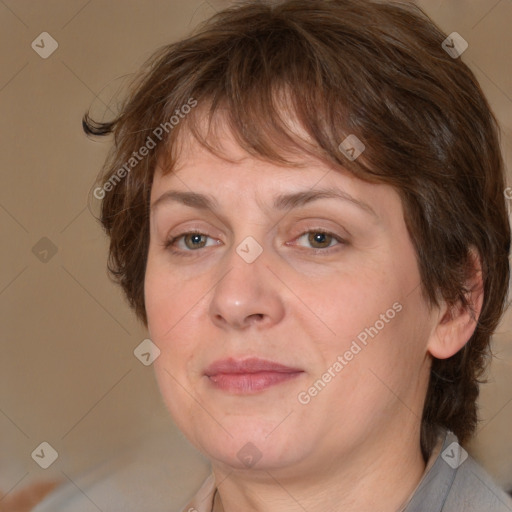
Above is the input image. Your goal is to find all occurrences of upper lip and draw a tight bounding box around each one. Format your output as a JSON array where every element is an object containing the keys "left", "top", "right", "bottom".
[{"left": 204, "top": 357, "right": 303, "bottom": 376}]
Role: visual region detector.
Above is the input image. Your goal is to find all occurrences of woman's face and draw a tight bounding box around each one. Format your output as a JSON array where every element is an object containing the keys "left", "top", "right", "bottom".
[{"left": 145, "top": 127, "right": 436, "bottom": 476}]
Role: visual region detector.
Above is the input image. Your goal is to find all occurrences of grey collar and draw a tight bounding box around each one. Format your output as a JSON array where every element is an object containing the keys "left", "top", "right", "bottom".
[{"left": 403, "top": 430, "right": 460, "bottom": 512}]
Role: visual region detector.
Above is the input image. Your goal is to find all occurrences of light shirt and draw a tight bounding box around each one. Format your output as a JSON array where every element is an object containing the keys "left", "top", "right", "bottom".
[{"left": 180, "top": 430, "right": 512, "bottom": 512}]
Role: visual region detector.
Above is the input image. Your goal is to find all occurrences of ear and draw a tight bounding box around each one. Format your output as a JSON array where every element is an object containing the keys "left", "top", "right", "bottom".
[{"left": 427, "top": 247, "right": 484, "bottom": 359}]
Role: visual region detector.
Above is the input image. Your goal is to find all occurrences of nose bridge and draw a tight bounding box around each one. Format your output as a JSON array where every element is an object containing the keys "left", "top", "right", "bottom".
[{"left": 208, "top": 231, "right": 284, "bottom": 329}]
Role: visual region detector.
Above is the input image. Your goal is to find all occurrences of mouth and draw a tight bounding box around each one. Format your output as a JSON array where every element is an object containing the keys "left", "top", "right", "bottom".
[{"left": 204, "top": 357, "right": 304, "bottom": 394}]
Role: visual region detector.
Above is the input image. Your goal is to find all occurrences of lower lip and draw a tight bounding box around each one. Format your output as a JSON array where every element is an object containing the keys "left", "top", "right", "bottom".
[{"left": 207, "top": 371, "right": 303, "bottom": 393}]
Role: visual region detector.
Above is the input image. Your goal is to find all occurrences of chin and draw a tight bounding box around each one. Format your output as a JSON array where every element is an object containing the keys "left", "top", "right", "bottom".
[
  {"left": 156, "top": 374, "right": 320, "bottom": 468},
  {"left": 201, "top": 437, "right": 303, "bottom": 471},
  {"left": 186, "top": 416, "right": 313, "bottom": 472}
]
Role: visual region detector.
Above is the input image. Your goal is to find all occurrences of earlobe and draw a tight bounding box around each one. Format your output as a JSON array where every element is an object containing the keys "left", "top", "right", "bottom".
[{"left": 427, "top": 247, "right": 484, "bottom": 360}]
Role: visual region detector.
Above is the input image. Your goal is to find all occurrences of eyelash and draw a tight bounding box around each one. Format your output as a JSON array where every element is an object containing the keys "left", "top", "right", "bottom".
[{"left": 163, "top": 228, "right": 346, "bottom": 257}]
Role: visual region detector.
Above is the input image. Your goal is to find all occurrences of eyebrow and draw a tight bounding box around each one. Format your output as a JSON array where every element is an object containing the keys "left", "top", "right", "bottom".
[{"left": 150, "top": 187, "right": 377, "bottom": 217}]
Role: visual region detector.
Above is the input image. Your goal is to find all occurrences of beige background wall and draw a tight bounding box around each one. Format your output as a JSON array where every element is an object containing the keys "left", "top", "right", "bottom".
[{"left": 1, "top": 0, "right": 511, "bottom": 504}]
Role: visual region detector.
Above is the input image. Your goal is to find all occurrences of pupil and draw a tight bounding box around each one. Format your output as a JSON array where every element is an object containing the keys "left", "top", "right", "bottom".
[
  {"left": 187, "top": 234, "right": 205, "bottom": 248},
  {"left": 310, "top": 232, "right": 330, "bottom": 248}
]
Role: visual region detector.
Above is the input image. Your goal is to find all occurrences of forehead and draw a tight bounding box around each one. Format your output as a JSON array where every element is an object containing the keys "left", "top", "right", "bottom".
[
  {"left": 154, "top": 107, "right": 350, "bottom": 191},
  {"left": 152, "top": 133, "right": 406, "bottom": 235},
  {"left": 150, "top": 105, "right": 405, "bottom": 227},
  {"left": 153, "top": 125, "right": 355, "bottom": 200},
  {"left": 157, "top": 97, "right": 329, "bottom": 175}
]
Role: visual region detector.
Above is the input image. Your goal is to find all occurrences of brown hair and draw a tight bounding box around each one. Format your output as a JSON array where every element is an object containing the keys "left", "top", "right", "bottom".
[{"left": 84, "top": 0, "right": 510, "bottom": 459}]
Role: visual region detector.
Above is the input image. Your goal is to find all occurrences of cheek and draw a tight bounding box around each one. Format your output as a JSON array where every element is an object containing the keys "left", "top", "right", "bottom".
[
  {"left": 304, "top": 269, "right": 395, "bottom": 350},
  {"left": 144, "top": 255, "right": 165, "bottom": 326},
  {"left": 144, "top": 254, "right": 197, "bottom": 344},
  {"left": 303, "top": 257, "right": 424, "bottom": 393},
  {"left": 144, "top": 255, "right": 212, "bottom": 389},
  {"left": 145, "top": 264, "right": 201, "bottom": 428}
]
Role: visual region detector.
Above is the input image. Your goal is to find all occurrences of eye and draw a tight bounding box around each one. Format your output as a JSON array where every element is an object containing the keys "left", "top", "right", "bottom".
[
  {"left": 164, "top": 231, "right": 218, "bottom": 254},
  {"left": 292, "top": 230, "right": 346, "bottom": 252},
  {"left": 164, "top": 228, "right": 346, "bottom": 256}
]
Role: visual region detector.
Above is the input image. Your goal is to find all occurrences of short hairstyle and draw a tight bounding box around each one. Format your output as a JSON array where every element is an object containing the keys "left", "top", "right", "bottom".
[{"left": 84, "top": 0, "right": 511, "bottom": 460}]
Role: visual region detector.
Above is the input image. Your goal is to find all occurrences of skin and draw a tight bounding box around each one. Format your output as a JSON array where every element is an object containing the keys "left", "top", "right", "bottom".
[{"left": 144, "top": 119, "right": 483, "bottom": 512}]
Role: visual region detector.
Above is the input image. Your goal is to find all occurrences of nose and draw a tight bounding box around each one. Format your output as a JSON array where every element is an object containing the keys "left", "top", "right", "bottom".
[{"left": 208, "top": 239, "right": 285, "bottom": 331}]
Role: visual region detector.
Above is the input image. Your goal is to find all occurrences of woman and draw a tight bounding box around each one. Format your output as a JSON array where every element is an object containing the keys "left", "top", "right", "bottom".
[{"left": 84, "top": 0, "right": 512, "bottom": 510}]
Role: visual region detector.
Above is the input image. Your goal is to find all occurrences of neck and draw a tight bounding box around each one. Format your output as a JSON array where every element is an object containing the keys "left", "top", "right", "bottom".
[{"left": 211, "top": 423, "right": 426, "bottom": 512}]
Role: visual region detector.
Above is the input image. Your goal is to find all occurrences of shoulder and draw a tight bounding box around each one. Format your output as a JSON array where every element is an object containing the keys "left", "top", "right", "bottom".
[
  {"left": 404, "top": 430, "right": 512, "bottom": 512},
  {"left": 443, "top": 454, "right": 512, "bottom": 512}
]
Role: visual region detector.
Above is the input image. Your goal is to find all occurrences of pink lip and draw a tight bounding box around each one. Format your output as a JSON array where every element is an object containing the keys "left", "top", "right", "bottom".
[{"left": 205, "top": 357, "right": 304, "bottom": 394}]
